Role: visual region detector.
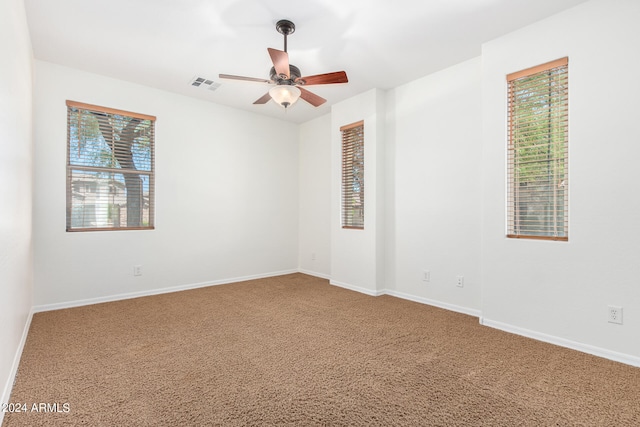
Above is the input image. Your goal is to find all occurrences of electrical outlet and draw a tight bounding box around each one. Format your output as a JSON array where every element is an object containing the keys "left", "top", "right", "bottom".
[
  {"left": 133, "top": 265, "right": 142, "bottom": 276},
  {"left": 608, "top": 305, "right": 623, "bottom": 324},
  {"left": 456, "top": 275, "right": 464, "bottom": 287},
  {"left": 422, "top": 270, "right": 430, "bottom": 282},
  {"left": 311, "top": 253, "right": 316, "bottom": 261}
]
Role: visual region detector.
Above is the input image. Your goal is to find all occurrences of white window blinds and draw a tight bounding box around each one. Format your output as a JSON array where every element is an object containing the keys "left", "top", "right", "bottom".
[
  {"left": 507, "top": 58, "right": 568, "bottom": 241},
  {"left": 66, "top": 101, "right": 155, "bottom": 231},
  {"left": 341, "top": 120, "right": 365, "bottom": 229}
]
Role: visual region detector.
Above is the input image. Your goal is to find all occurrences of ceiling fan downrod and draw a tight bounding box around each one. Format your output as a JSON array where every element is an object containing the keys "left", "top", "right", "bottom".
[{"left": 275, "top": 19, "right": 295, "bottom": 53}]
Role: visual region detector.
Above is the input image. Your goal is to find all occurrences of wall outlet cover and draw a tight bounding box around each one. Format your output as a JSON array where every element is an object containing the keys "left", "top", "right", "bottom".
[{"left": 607, "top": 305, "right": 623, "bottom": 324}]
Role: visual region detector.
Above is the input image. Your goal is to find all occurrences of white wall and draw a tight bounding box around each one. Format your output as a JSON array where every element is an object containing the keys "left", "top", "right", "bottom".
[
  {"left": 330, "top": 89, "right": 386, "bottom": 294},
  {"left": 481, "top": 0, "right": 640, "bottom": 362},
  {"left": 387, "top": 58, "right": 483, "bottom": 315},
  {"left": 32, "top": 0, "right": 634, "bottom": 365},
  {"left": 298, "top": 0, "right": 640, "bottom": 364},
  {"left": 0, "top": 0, "right": 33, "bottom": 412},
  {"left": 4, "top": 3, "right": 637, "bottom": 400},
  {"left": 298, "top": 114, "right": 331, "bottom": 278},
  {"left": 32, "top": 61, "right": 300, "bottom": 308}
]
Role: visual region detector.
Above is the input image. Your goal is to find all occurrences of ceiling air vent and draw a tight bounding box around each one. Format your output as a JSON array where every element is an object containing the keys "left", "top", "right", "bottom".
[{"left": 189, "top": 76, "right": 221, "bottom": 91}]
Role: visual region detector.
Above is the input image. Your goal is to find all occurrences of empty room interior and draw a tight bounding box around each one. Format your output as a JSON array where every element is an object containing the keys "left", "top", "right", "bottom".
[{"left": 2, "top": 0, "right": 640, "bottom": 425}]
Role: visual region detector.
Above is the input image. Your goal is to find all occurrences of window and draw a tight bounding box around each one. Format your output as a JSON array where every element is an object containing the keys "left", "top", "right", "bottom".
[
  {"left": 507, "top": 58, "right": 568, "bottom": 241},
  {"left": 66, "top": 101, "right": 155, "bottom": 231},
  {"left": 341, "top": 120, "right": 364, "bottom": 229}
]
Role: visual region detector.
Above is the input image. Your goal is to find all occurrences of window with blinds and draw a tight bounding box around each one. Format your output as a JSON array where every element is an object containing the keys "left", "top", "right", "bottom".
[
  {"left": 66, "top": 101, "right": 155, "bottom": 231},
  {"left": 341, "top": 120, "right": 365, "bottom": 229},
  {"left": 507, "top": 58, "right": 568, "bottom": 241}
]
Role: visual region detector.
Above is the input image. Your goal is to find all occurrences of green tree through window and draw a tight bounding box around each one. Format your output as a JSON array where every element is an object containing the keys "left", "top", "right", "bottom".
[
  {"left": 66, "top": 101, "right": 155, "bottom": 231},
  {"left": 507, "top": 58, "right": 568, "bottom": 241},
  {"left": 341, "top": 120, "right": 365, "bottom": 229}
]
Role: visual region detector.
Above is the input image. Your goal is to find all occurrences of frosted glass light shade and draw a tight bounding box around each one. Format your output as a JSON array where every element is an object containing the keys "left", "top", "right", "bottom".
[{"left": 269, "top": 85, "right": 301, "bottom": 109}]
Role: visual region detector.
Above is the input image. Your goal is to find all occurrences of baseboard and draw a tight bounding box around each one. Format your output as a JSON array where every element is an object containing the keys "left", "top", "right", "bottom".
[
  {"left": 1, "top": 308, "right": 34, "bottom": 426},
  {"left": 480, "top": 318, "right": 640, "bottom": 368},
  {"left": 32, "top": 269, "right": 299, "bottom": 313},
  {"left": 384, "top": 289, "right": 482, "bottom": 318},
  {"left": 297, "top": 268, "right": 331, "bottom": 281},
  {"left": 329, "top": 279, "right": 386, "bottom": 296},
  {"left": 323, "top": 275, "right": 480, "bottom": 317}
]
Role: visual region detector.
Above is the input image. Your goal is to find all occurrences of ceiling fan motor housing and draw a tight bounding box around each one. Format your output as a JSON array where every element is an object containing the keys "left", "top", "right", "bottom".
[{"left": 270, "top": 65, "right": 301, "bottom": 84}]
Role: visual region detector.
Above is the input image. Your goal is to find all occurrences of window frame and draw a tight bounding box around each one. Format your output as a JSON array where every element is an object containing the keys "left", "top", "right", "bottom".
[
  {"left": 66, "top": 100, "right": 156, "bottom": 232},
  {"left": 340, "top": 120, "right": 365, "bottom": 230},
  {"left": 506, "top": 58, "right": 569, "bottom": 241}
]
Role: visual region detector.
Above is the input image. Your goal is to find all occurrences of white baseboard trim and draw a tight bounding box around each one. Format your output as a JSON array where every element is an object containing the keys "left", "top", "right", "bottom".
[
  {"left": 1, "top": 308, "right": 34, "bottom": 426},
  {"left": 297, "top": 268, "right": 331, "bottom": 281},
  {"left": 32, "top": 269, "right": 299, "bottom": 313},
  {"left": 319, "top": 274, "right": 481, "bottom": 318},
  {"left": 384, "top": 289, "right": 482, "bottom": 318},
  {"left": 329, "top": 279, "right": 386, "bottom": 296},
  {"left": 480, "top": 317, "right": 640, "bottom": 368}
]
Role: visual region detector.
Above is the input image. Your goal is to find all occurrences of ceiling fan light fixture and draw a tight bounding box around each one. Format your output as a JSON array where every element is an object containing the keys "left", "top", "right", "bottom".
[
  {"left": 219, "top": 19, "right": 347, "bottom": 109},
  {"left": 269, "top": 85, "right": 301, "bottom": 109}
]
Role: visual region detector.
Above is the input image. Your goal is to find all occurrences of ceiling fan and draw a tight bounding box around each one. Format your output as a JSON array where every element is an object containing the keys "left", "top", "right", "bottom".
[{"left": 219, "top": 19, "right": 348, "bottom": 109}]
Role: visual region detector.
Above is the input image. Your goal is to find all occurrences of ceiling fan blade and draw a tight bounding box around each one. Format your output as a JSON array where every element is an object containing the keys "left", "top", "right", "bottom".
[
  {"left": 267, "top": 48, "right": 290, "bottom": 79},
  {"left": 219, "top": 74, "right": 270, "bottom": 83},
  {"left": 253, "top": 92, "right": 272, "bottom": 105},
  {"left": 297, "top": 71, "right": 348, "bottom": 86},
  {"left": 299, "top": 87, "right": 326, "bottom": 107}
]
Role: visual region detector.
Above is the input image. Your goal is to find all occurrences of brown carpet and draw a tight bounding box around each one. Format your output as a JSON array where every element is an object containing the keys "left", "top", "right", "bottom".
[{"left": 3, "top": 273, "right": 639, "bottom": 426}]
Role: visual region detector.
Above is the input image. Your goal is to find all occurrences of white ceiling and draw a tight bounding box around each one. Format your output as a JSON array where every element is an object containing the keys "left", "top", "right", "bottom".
[{"left": 24, "top": 0, "right": 589, "bottom": 124}]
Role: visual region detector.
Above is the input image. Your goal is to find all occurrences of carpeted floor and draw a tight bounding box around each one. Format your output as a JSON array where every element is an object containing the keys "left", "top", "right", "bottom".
[{"left": 3, "top": 273, "right": 639, "bottom": 426}]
